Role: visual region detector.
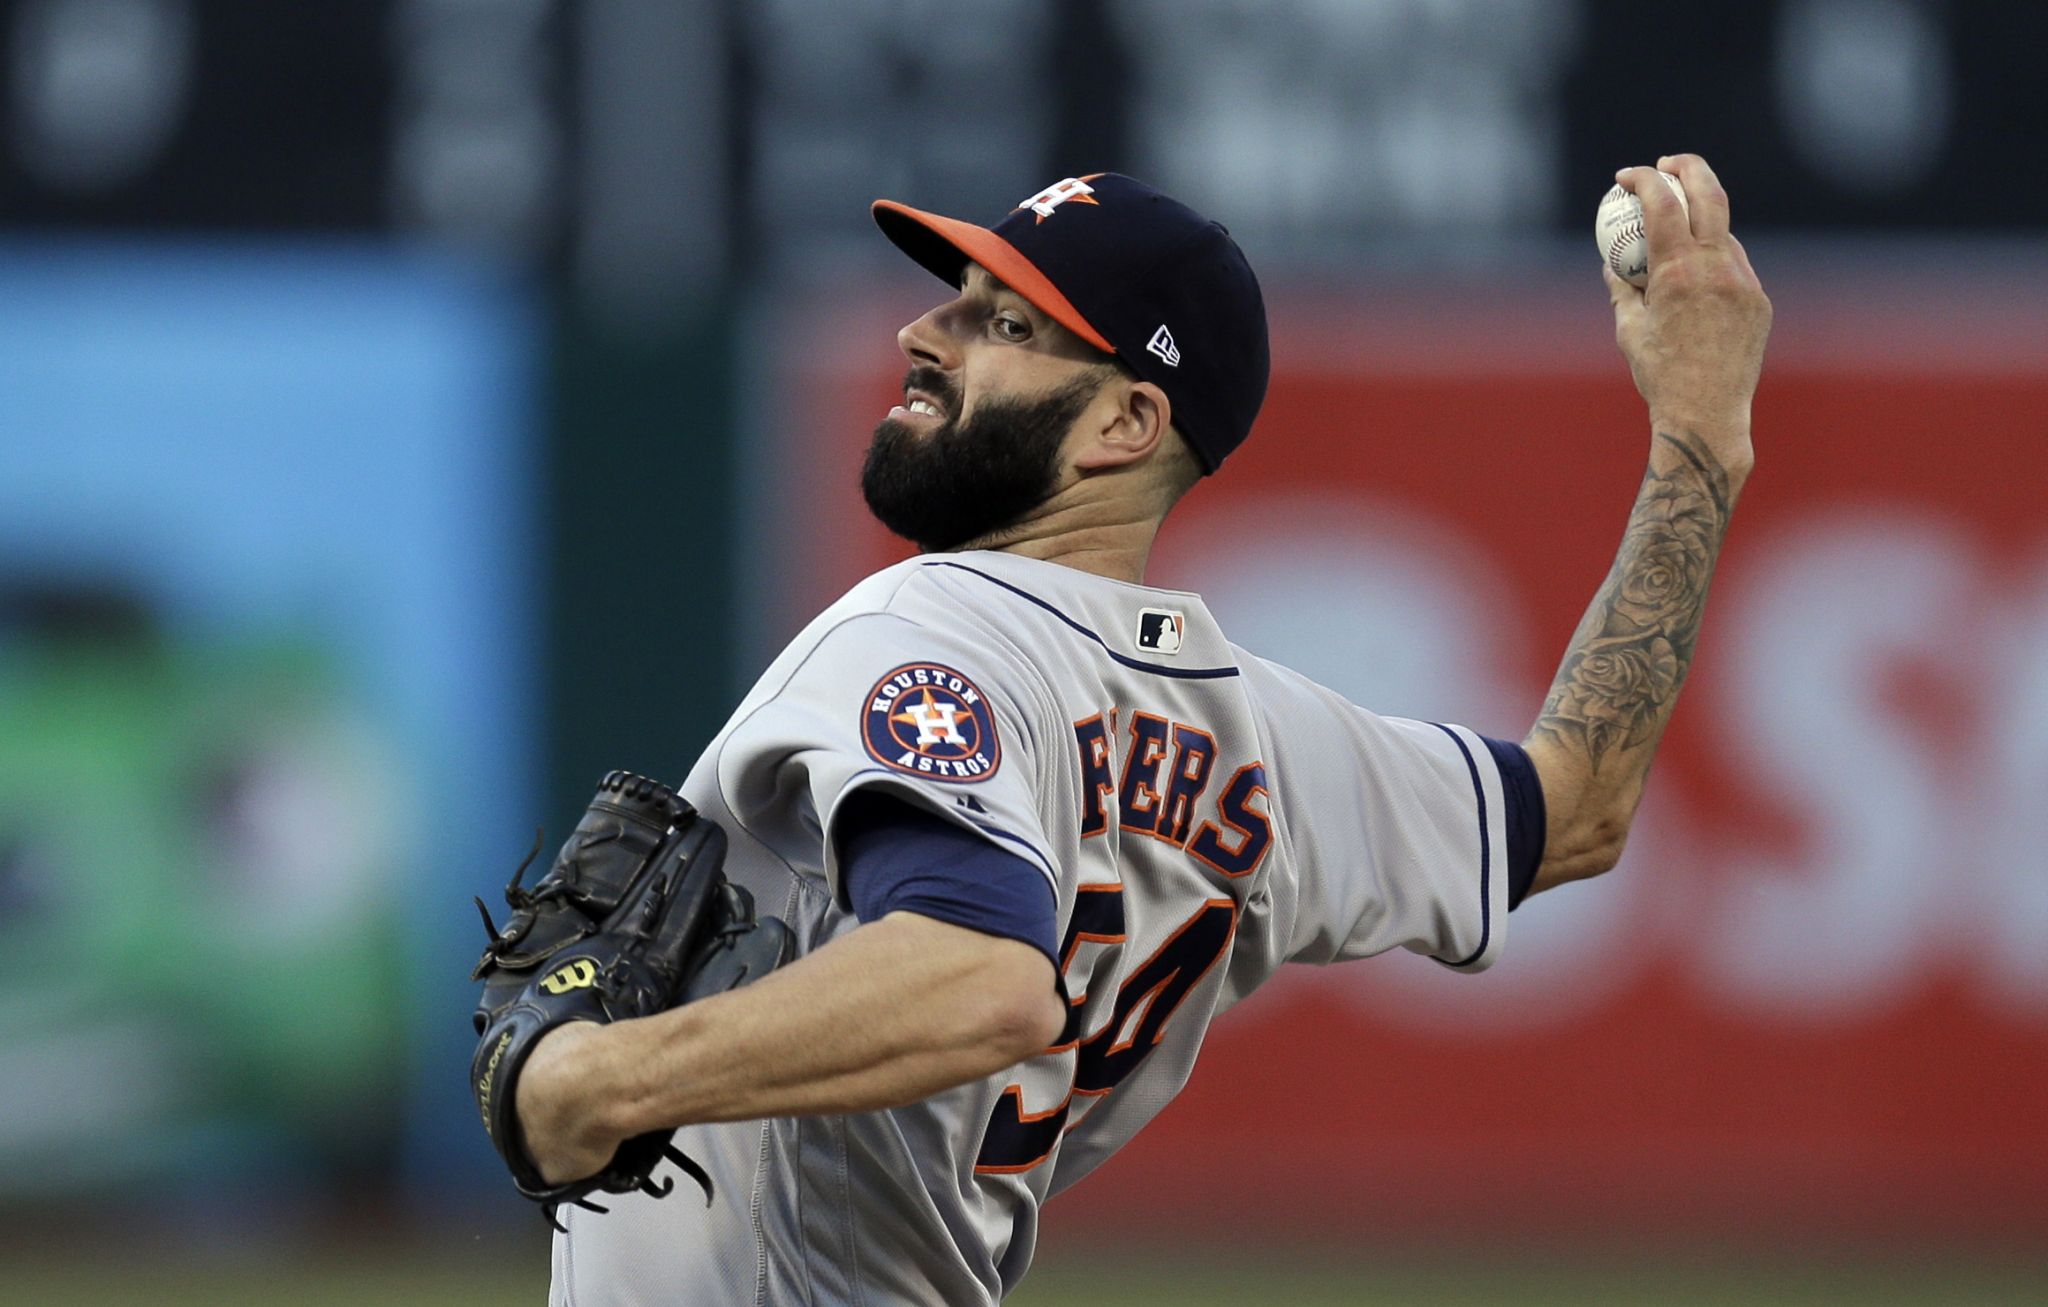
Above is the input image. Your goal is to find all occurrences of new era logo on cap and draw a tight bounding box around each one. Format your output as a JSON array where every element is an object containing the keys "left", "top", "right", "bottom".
[
  {"left": 1146, "top": 324, "right": 1181, "bottom": 367},
  {"left": 1136, "top": 608, "right": 1185, "bottom": 654}
]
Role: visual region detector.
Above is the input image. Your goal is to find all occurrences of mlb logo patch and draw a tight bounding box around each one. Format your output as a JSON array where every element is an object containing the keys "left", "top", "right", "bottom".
[{"left": 1136, "top": 608, "right": 1185, "bottom": 655}]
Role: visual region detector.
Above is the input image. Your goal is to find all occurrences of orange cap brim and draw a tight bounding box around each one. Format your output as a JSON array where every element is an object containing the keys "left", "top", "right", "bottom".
[{"left": 872, "top": 200, "right": 1116, "bottom": 355}]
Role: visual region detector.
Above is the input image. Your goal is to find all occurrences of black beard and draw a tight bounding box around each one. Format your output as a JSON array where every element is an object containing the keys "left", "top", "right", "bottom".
[{"left": 861, "top": 369, "right": 1098, "bottom": 553}]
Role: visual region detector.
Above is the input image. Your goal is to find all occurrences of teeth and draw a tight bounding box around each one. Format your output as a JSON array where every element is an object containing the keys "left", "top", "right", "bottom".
[{"left": 908, "top": 399, "right": 940, "bottom": 417}]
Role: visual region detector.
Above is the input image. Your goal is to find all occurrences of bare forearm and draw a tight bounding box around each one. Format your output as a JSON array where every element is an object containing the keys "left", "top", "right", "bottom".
[
  {"left": 534, "top": 913, "right": 1059, "bottom": 1159},
  {"left": 1524, "top": 428, "right": 1745, "bottom": 890}
]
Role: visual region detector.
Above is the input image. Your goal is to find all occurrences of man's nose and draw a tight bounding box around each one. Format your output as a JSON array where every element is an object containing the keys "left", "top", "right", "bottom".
[{"left": 897, "top": 304, "right": 960, "bottom": 371}]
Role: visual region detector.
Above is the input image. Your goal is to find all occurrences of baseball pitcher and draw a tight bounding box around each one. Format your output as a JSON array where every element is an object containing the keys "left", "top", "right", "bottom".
[{"left": 479, "top": 159, "right": 1770, "bottom": 1305}]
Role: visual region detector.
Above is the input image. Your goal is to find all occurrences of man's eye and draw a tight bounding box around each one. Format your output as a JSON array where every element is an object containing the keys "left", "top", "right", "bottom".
[{"left": 992, "top": 314, "right": 1030, "bottom": 341}]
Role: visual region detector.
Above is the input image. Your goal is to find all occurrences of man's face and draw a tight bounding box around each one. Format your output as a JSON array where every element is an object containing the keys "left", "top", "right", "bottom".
[{"left": 862, "top": 265, "right": 1112, "bottom": 553}]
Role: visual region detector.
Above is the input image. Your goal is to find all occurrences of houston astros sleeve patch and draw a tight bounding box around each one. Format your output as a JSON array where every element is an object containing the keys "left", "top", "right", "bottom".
[{"left": 862, "top": 662, "right": 1002, "bottom": 782}]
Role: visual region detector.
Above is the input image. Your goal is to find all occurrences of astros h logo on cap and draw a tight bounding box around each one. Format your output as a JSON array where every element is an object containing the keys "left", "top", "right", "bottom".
[
  {"left": 1021, "top": 174, "right": 1105, "bottom": 221},
  {"left": 871, "top": 172, "right": 1270, "bottom": 474}
]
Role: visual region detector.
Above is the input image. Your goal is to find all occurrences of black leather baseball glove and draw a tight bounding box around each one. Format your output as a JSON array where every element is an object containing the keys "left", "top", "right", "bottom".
[{"left": 469, "top": 770, "right": 791, "bottom": 1228}]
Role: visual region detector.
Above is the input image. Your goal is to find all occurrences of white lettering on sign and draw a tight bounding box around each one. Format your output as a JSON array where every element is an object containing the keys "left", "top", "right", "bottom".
[
  {"left": 1171, "top": 496, "right": 2048, "bottom": 1032},
  {"left": 1701, "top": 515, "right": 1964, "bottom": 1017},
  {"left": 1979, "top": 567, "right": 2048, "bottom": 1015}
]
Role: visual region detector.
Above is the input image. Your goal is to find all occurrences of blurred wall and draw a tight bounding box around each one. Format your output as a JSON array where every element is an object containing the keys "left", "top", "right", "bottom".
[{"left": 0, "top": 245, "right": 539, "bottom": 1207}]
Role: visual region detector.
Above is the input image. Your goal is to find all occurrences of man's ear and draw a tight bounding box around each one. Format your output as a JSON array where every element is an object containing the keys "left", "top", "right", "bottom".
[{"left": 1074, "top": 379, "right": 1172, "bottom": 472}]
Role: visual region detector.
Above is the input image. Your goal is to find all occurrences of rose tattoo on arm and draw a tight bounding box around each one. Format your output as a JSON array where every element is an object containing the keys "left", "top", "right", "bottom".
[{"left": 1535, "top": 431, "right": 1734, "bottom": 771}]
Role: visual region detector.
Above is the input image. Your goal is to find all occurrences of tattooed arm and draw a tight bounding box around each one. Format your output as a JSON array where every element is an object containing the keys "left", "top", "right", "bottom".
[
  {"left": 1521, "top": 153, "right": 1771, "bottom": 896},
  {"left": 1523, "top": 428, "right": 1742, "bottom": 889}
]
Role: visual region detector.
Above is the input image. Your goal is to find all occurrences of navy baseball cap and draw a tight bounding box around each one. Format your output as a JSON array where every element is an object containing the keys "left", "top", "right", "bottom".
[{"left": 872, "top": 173, "right": 1269, "bottom": 473}]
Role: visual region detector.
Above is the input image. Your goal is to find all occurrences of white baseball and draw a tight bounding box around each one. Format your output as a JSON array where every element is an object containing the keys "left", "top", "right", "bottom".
[{"left": 1595, "top": 170, "right": 1689, "bottom": 288}]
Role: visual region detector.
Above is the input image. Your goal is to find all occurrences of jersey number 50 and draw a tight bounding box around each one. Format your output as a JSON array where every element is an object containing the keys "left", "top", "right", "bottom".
[{"left": 975, "top": 887, "right": 1237, "bottom": 1175}]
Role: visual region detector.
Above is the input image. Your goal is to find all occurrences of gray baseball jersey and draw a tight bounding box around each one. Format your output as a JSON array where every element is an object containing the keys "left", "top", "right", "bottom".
[{"left": 551, "top": 550, "right": 1510, "bottom": 1306}]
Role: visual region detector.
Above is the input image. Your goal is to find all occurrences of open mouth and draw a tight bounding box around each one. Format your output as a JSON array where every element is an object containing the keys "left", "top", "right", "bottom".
[{"left": 891, "top": 388, "right": 948, "bottom": 423}]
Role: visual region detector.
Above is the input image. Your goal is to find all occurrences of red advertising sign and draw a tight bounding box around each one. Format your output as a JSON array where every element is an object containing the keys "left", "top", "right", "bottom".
[{"left": 761, "top": 268, "right": 2048, "bottom": 1244}]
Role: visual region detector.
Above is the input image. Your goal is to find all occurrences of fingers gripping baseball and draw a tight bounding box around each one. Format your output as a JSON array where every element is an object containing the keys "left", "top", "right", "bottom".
[
  {"left": 1658, "top": 153, "right": 1730, "bottom": 241},
  {"left": 1620, "top": 165, "right": 1692, "bottom": 252},
  {"left": 1603, "top": 155, "right": 1771, "bottom": 455}
]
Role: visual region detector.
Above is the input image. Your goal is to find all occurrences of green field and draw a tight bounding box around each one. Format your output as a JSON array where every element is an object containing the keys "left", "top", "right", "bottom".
[
  {"left": 0, "top": 1246, "right": 2041, "bottom": 1306},
  {"left": 1010, "top": 1258, "right": 2048, "bottom": 1307}
]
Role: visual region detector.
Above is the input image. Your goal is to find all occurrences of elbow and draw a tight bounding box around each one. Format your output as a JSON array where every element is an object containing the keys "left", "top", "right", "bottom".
[
  {"left": 1521, "top": 737, "right": 1644, "bottom": 896},
  {"left": 975, "top": 943, "right": 1066, "bottom": 1067},
  {"left": 872, "top": 914, "right": 1064, "bottom": 1084},
  {"left": 1570, "top": 815, "right": 1632, "bottom": 880},
  {"left": 1533, "top": 805, "right": 1633, "bottom": 892}
]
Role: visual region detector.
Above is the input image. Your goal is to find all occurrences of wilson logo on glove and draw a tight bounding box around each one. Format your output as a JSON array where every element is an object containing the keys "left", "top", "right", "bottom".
[
  {"left": 539, "top": 958, "right": 599, "bottom": 994},
  {"left": 468, "top": 770, "right": 793, "bottom": 1229}
]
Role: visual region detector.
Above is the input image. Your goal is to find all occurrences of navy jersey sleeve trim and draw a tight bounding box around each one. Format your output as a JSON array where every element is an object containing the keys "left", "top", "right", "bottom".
[
  {"left": 1428, "top": 724, "right": 1493, "bottom": 968},
  {"left": 836, "top": 765, "right": 1059, "bottom": 889},
  {"left": 833, "top": 791, "right": 1059, "bottom": 965},
  {"left": 1479, "top": 736, "right": 1548, "bottom": 910}
]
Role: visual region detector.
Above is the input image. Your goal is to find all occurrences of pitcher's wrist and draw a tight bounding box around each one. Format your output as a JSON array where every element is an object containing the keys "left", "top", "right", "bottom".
[{"left": 1649, "top": 413, "right": 1752, "bottom": 475}]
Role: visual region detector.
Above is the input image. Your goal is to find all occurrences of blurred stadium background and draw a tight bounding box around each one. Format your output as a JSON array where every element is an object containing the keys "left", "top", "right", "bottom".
[{"left": 2, "top": 1, "right": 2043, "bottom": 1302}]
